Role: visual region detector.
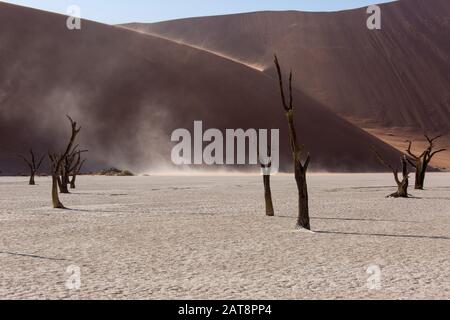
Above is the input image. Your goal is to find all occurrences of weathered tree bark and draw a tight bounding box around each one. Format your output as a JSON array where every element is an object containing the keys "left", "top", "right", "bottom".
[
  {"left": 406, "top": 135, "right": 446, "bottom": 190},
  {"left": 274, "top": 55, "right": 311, "bottom": 230},
  {"left": 19, "top": 149, "right": 45, "bottom": 185},
  {"left": 374, "top": 151, "right": 409, "bottom": 198},
  {"left": 48, "top": 116, "right": 81, "bottom": 209}
]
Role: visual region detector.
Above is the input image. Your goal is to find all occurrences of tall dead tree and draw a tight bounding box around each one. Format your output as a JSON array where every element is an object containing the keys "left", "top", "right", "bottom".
[
  {"left": 274, "top": 55, "right": 311, "bottom": 230},
  {"left": 405, "top": 135, "right": 446, "bottom": 190},
  {"left": 374, "top": 151, "right": 409, "bottom": 198},
  {"left": 19, "top": 149, "right": 45, "bottom": 185},
  {"left": 259, "top": 141, "right": 275, "bottom": 217},
  {"left": 48, "top": 116, "right": 81, "bottom": 209}
]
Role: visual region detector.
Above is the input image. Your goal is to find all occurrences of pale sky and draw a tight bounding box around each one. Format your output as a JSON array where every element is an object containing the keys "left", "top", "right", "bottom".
[{"left": 1, "top": 0, "right": 397, "bottom": 24}]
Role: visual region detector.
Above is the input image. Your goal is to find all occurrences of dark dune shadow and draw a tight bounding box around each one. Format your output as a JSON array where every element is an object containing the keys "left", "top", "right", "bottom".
[
  {"left": 0, "top": 251, "right": 67, "bottom": 261},
  {"left": 315, "top": 230, "right": 450, "bottom": 241}
]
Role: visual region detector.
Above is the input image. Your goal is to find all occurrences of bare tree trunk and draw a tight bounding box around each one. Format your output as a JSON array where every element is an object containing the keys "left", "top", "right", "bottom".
[
  {"left": 260, "top": 138, "right": 275, "bottom": 217},
  {"left": 70, "top": 175, "right": 76, "bottom": 189},
  {"left": 295, "top": 165, "right": 310, "bottom": 228},
  {"left": 392, "top": 156, "right": 409, "bottom": 198},
  {"left": 415, "top": 162, "right": 426, "bottom": 190},
  {"left": 59, "top": 174, "right": 70, "bottom": 193},
  {"left": 263, "top": 174, "right": 274, "bottom": 216},
  {"left": 51, "top": 174, "right": 65, "bottom": 209},
  {"left": 29, "top": 174, "right": 35, "bottom": 186},
  {"left": 274, "top": 55, "right": 311, "bottom": 230},
  {"left": 69, "top": 155, "right": 85, "bottom": 189}
]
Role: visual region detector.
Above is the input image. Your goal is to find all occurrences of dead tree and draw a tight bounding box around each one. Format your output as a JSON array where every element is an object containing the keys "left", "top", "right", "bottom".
[
  {"left": 19, "top": 149, "right": 45, "bottom": 185},
  {"left": 259, "top": 142, "right": 275, "bottom": 217},
  {"left": 48, "top": 116, "right": 81, "bottom": 209},
  {"left": 406, "top": 135, "right": 446, "bottom": 190},
  {"left": 59, "top": 153, "right": 72, "bottom": 194},
  {"left": 374, "top": 151, "right": 409, "bottom": 198},
  {"left": 59, "top": 147, "right": 87, "bottom": 193},
  {"left": 70, "top": 153, "right": 86, "bottom": 189},
  {"left": 274, "top": 55, "right": 311, "bottom": 230}
]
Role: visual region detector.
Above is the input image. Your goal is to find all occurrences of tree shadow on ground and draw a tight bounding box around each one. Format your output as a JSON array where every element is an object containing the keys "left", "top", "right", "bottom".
[
  {"left": 0, "top": 251, "right": 68, "bottom": 261},
  {"left": 276, "top": 215, "right": 419, "bottom": 223},
  {"left": 314, "top": 230, "right": 450, "bottom": 241}
]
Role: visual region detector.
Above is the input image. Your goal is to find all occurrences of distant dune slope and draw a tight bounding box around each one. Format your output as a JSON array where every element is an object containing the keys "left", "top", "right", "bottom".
[
  {"left": 0, "top": 2, "right": 403, "bottom": 174},
  {"left": 125, "top": 0, "right": 450, "bottom": 133}
]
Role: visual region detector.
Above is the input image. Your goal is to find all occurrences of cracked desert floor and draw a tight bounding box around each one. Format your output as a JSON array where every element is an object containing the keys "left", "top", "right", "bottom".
[{"left": 0, "top": 174, "right": 449, "bottom": 299}]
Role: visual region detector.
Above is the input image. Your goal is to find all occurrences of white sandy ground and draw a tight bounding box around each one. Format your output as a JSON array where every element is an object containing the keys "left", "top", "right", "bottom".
[{"left": 0, "top": 173, "right": 449, "bottom": 300}]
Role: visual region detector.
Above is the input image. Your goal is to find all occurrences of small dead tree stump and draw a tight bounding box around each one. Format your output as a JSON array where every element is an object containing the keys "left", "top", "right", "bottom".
[{"left": 260, "top": 148, "right": 275, "bottom": 217}]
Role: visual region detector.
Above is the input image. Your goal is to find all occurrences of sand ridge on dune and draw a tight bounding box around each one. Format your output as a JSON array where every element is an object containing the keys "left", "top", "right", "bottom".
[{"left": 126, "top": 0, "right": 450, "bottom": 133}]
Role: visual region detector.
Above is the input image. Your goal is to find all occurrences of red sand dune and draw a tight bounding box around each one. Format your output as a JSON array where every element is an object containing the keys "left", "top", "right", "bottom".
[
  {"left": 126, "top": 0, "right": 450, "bottom": 133},
  {"left": 0, "top": 2, "right": 406, "bottom": 174}
]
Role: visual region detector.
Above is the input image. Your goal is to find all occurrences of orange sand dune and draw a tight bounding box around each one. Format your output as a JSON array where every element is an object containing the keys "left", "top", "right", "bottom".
[{"left": 126, "top": 0, "right": 450, "bottom": 133}]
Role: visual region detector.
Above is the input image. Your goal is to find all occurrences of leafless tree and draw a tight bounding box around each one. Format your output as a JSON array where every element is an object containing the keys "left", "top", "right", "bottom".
[
  {"left": 274, "top": 55, "right": 311, "bottom": 230},
  {"left": 59, "top": 147, "right": 87, "bottom": 193},
  {"left": 69, "top": 152, "right": 86, "bottom": 189},
  {"left": 405, "top": 134, "right": 446, "bottom": 190},
  {"left": 48, "top": 116, "right": 81, "bottom": 209},
  {"left": 374, "top": 151, "right": 409, "bottom": 198},
  {"left": 19, "top": 149, "right": 45, "bottom": 185}
]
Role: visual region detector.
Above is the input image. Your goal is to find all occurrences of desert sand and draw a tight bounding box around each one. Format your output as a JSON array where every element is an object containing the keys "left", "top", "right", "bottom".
[
  {"left": 0, "top": 173, "right": 448, "bottom": 299},
  {"left": 127, "top": 0, "right": 450, "bottom": 133}
]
